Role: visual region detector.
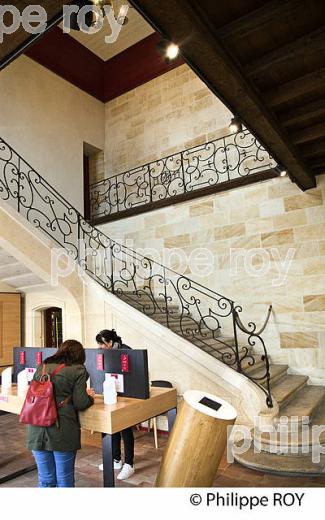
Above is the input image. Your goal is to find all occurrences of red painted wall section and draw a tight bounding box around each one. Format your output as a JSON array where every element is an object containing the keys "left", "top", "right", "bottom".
[
  {"left": 103, "top": 32, "right": 183, "bottom": 102},
  {"left": 25, "top": 28, "right": 183, "bottom": 103},
  {"left": 26, "top": 27, "right": 105, "bottom": 101}
]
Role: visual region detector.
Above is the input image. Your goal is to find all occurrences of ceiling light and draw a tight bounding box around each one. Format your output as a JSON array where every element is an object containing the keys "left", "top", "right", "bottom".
[
  {"left": 166, "top": 43, "right": 180, "bottom": 60},
  {"left": 229, "top": 116, "right": 243, "bottom": 133},
  {"left": 276, "top": 164, "right": 287, "bottom": 177},
  {"left": 157, "top": 38, "right": 180, "bottom": 63}
]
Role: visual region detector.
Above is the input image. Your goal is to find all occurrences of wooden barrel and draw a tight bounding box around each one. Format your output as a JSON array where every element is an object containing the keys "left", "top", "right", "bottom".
[{"left": 155, "top": 390, "right": 237, "bottom": 487}]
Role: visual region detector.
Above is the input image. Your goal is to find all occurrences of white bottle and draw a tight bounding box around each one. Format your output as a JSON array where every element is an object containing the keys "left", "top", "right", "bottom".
[
  {"left": 1, "top": 366, "right": 13, "bottom": 390},
  {"left": 103, "top": 375, "right": 117, "bottom": 405},
  {"left": 17, "top": 369, "right": 29, "bottom": 396}
]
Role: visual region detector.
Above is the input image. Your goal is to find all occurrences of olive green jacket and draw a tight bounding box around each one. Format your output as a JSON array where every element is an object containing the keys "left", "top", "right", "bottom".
[{"left": 26, "top": 363, "right": 94, "bottom": 452}]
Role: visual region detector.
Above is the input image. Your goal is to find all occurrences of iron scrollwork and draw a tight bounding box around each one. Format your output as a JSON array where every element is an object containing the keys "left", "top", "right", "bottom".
[
  {"left": 90, "top": 128, "right": 276, "bottom": 220},
  {"left": 0, "top": 136, "right": 274, "bottom": 407}
]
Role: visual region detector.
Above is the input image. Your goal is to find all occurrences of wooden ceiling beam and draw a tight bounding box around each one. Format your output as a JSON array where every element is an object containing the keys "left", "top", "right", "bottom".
[
  {"left": 130, "top": 0, "right": 315, "bottom": 190},
  {"left": 218, "top": 0, "right": 304, "bottom": 41},
  {"left": 291, "top": 122, "right": 325, "bottom": 145},
  {"left": 0, "top": 1, "right": 66, "bottom": 70},
  {"left": 300, "top": 140, "right": 325, "bottom": 158},
  {"left": 313, "top": 167, "right": 325, "bottom": 175},
  {"left": 263, "top": 67, "right": 325, "bottom": 107},
  {"left": 311, "top": 158, "right": 325, "bottom": 168},
  {"left": 279, "top": 98, "right": 325, "bottom": 127},
  {"left": 244, "top": 28, "right": 325, "bottom": 77}
]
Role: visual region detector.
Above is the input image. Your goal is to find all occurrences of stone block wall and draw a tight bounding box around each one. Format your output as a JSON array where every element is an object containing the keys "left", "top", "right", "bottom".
[
  {"left": 100, "top": 174, "right": 325, "bottom": 384},
  {"left": 104, "top": 64, "right": 232, "bottom": 177}
]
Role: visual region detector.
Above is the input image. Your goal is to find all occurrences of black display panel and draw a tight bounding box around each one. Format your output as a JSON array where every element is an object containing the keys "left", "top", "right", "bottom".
[
  {"left": 199, "top": 396, "right": 222, "bottom": 412},
  {"left": 12, "top": 347, "right": 57, "bottom": 382},
  {"left": 12, "top": 347, "right": 150, "bottom": 400},
  {"left": 84, "top": 348, "right": 149, "bottom": 399}
]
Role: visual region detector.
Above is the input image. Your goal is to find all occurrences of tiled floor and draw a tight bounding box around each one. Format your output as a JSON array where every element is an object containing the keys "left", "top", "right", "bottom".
[{"left": 1, "top": 414, "right": 325, "bottom": 487}]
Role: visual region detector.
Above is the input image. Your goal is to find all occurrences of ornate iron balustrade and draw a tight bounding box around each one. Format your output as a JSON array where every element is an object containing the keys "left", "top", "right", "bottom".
[
  {"left": 0, "top": 137, "right": 273, "bottom": 407},
  {"left": 90, "top": 128, "right": 277, "bottom": 222}
]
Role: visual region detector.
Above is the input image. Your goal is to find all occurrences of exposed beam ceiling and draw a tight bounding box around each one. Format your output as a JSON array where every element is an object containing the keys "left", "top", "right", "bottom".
[
  {"left": 0, "top": 1, "right": 66, "bottom": 70},
  {"left": 130, "top": 0, "right": 323, "bottom": 189}
]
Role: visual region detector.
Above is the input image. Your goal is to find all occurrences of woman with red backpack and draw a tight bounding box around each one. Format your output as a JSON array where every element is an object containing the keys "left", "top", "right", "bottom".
[{"left": 25, "top": 340, "right": 95, "bottom": 487}]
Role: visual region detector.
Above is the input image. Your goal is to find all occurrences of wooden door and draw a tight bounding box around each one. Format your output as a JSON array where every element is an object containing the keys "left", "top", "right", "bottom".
[
  {"left": 44, "top": 307, "right": 63, "bottom": 349},
  {"left": 0, "top": 293, "right": 21, "bottom": 367}
]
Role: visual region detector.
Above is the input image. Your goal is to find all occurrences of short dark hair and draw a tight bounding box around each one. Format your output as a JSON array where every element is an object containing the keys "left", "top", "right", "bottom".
[
  {"left": 96, "top": 329, "right": 122, "bottom": 346},
  {"left": 44, "top": 339, "right": 86, "bottom": 366}
]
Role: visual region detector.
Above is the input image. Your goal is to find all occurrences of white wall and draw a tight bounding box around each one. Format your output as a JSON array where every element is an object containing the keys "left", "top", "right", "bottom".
[{"left": 0, "top": 56, "right": 105, "bottom": 212}]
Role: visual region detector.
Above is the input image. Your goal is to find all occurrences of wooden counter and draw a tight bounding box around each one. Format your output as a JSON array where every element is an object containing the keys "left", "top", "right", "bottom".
[{"left": 0, "top": 385, "right": 177, "bottom": 487}]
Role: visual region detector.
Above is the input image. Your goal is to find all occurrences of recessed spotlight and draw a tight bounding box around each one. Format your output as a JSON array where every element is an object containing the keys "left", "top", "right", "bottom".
[{"left": 229, "top": 116, "right": 243, "bottom": 133}]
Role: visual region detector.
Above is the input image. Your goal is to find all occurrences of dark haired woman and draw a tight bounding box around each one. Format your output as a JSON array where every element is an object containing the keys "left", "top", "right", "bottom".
[
  {"left": 96, "top": 329, "right": 135, "bottom": 481},
  {"left": 27, "top": 340, "right": 95, "bottom": 487}
]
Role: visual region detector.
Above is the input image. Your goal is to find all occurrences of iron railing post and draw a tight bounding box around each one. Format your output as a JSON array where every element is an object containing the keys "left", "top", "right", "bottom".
[
  {"left": 17, "top": 156, "right": 21, "bottom": 214},
  {"left": 163, "top": 266, "right": 169, "bottom": 329},
  {"left": 232, "top": 305, "right": 242, "bottom": 372},
  {"left": 180, "top": 151, "right": 186, "bottom": 195},
  {"left": 77, "top": 213, "right": 81, "bottom": 266},
  {"left": 110, "top": 244, "right": 115, "bottom": 294}
]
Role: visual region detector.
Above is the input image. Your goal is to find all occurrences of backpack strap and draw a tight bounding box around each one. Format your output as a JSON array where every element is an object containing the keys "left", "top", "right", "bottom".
[
  {"left": 50, "top": 364, "right": 66, "bottom": 378},
  {"left": 41, "top": 363, "right": 65, "bottom": 378}
]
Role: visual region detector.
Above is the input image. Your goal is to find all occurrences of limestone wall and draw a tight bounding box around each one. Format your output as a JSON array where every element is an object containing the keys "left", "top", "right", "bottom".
[
  {"left": 100, "top": 174, "right": 325, "bottom": 384},
  {"left": 104, "top": 63, "right": 232, "bottom": 178}
]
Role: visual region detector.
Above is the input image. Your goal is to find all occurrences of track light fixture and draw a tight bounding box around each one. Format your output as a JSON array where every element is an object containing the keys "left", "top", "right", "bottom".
[
  {"left": 229, "top": 116, "right": 243, "bottom": 133},
  {"left": 276, "top": 164, "right": 287, "bottom": 177}
]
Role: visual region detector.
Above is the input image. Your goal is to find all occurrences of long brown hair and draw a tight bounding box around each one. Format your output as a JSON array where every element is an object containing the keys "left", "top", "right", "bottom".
[{"left": 44, "top": 340, "right": 86, "bottom": 366}]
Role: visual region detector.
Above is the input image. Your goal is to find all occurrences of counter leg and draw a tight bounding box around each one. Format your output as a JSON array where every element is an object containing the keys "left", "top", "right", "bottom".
[
  {"left": 167, "top": 407, "right": 177, "bottom": 433},
  {"left": 101, "top": 433, "right": 115, "bottom": 487}
]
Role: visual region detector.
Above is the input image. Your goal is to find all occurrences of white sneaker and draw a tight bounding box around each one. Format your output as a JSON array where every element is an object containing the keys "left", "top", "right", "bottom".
[
  {"left": 98, "top": 460, "right": 123, "bottom": 471},
  {"left": 117, "top": 463, "right": 135, "bottom": 480},
  {"left": 114, "top": 460, "right": 123, "bottom": 470}
]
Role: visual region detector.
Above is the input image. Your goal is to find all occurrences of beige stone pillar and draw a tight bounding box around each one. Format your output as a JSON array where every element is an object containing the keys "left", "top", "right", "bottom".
[{"left": 155, "top": 390, "right": 237, "bottom": 487}]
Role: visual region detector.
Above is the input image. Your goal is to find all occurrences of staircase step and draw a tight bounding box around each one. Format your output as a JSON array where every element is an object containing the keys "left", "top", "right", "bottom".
[
  {"left": 192, "top": 337, "right": 224, "bottom": 347},
  {"left": 252, "top": 388, "right": 325, "bottom": 453},
  {"left": 118, "top": 293, "right": 178, "bottom": 308},
  {"left": 271, "top": 375, "right": 308, "bottom": 407},
  {"left": 241, "top": 357, "right": 265, "bottom": 373},
  {"left": 207, "top": 351, "right": 265, "bottom": 373},
  {"left": 248, "top": 364, "right": 288, "bottom": 387},
  {"left": 155, "top": 316, "right": 196, "bottom": 325},
  {"left": 277, "top": 385, "right": 325, "bottom": 424},
  {"left": 234, "top": 446, "right": 325, "bottom": 476}
]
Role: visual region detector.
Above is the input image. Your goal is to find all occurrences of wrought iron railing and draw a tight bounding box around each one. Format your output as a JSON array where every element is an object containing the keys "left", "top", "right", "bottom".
[
  {"left": 0, "top": 137, "right": 273, "bottom": 407},
  {"left": 90, "top": 128, "right": 277, "bottom": 221}
]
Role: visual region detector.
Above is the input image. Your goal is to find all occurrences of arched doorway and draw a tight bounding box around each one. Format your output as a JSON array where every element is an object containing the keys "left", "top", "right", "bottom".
[{"left": 44, "top": 307, "right": 63, "bottom": 349}]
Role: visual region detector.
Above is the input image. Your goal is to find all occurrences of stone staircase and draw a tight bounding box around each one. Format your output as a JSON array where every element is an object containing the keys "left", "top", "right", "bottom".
[
  {"left": 1, "top": 137, "right": 324, "bottom": 477},
  {"left": 235, "top": 374, "right": 325, "bottom": 476},
  {"left": 118, "top": 290, "right": 325, "bottom": 476}
]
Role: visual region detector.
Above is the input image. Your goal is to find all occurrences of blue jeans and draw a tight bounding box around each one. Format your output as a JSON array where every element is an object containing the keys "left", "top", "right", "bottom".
[{"left": 32, "top": 450, "right": 77, "bottom": 488}]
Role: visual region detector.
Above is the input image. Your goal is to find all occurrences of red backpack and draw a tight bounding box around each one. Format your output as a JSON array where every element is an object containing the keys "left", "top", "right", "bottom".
[{"left": 20, "top": 363, "right": 69, "bottom": 427}]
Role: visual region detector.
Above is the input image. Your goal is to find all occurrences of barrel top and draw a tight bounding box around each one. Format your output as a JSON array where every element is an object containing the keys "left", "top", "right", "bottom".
[{"left": 184, "top": 390, "right": 237, "bottom": 421}]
